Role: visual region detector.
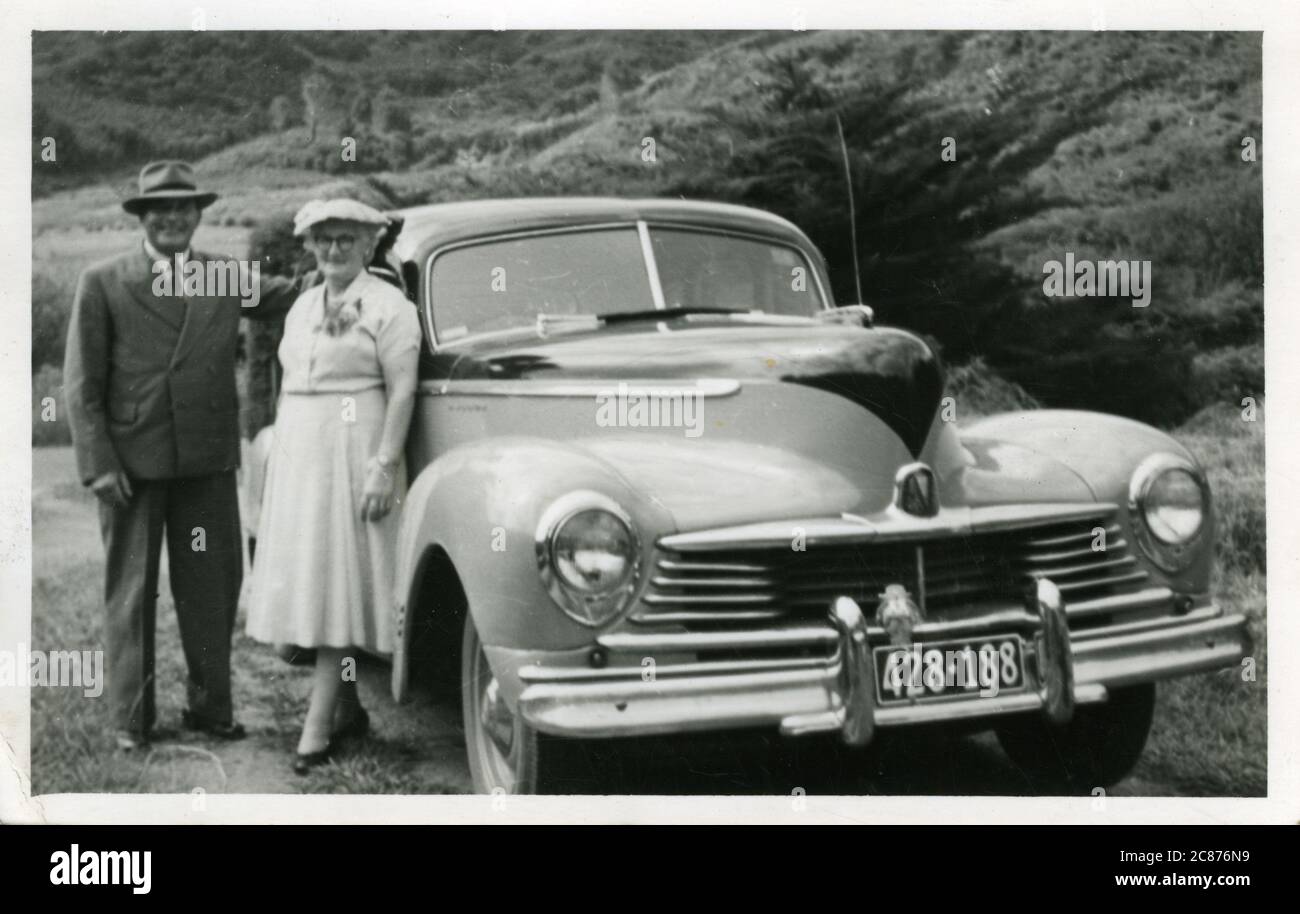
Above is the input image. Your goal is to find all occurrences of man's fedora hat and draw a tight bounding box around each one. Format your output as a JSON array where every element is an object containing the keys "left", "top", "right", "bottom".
[{"left": 122, "top": 160, "right": 219, "bottom": 215}]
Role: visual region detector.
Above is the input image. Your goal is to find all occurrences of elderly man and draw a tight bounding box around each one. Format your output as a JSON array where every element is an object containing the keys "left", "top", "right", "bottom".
[{"left": 63, "top": 161, "right": 304, "bottom": 750}]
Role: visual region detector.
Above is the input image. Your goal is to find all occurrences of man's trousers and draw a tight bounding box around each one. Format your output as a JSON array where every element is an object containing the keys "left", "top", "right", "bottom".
[{"left": 97, "top": 471, "right": 243, "bottom": 735}]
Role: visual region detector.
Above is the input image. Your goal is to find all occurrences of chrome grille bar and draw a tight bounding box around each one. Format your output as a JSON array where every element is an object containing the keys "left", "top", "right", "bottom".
[
  {"left": 1056, "top": 570, "right": 1149, "bottom": 595},
  {"left": 1022, "top": 523, "right": 1122, "bottom": 549},
  {"left": 1022, "top": 555, "right": 1139, "bottom": 580},
  {"left": 642, "top": 591, "right": 778, "bottom": 606},
  {"left": 657, "top": 559, "right": 771, "bottom": 574},
  {"left": 598, "top": 625, "right": 840, "bottom": 653},
  {"left": 649, "top": 575, "right": 775, "bottom": 589},
  {"left": 1068, "top": 586, "right": 1174, "bottom": 620},
  {"left": 1019, "top": 539, "right": 1130, "bottom": 564}
]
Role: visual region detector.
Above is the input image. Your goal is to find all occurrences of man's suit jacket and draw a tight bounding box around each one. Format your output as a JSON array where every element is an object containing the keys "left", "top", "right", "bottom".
[{"left": 64, "top": 245, "right": 299, "bottom": 485}]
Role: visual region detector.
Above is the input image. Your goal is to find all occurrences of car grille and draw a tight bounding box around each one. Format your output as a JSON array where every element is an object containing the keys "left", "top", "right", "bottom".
[{"left": 634, "top": 511, "right": 1147, "bottom": 631}]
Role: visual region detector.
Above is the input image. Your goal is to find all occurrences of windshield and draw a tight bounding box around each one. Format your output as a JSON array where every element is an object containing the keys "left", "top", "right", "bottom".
[
  {"left": 428, "top": 225, "right": 824, "bottom": 342},
  {"left": 649, "top": 227, "right": 823, "bottom": 315}
]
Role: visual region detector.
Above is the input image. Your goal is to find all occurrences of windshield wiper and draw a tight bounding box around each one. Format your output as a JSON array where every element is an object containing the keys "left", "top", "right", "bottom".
[
  {"left": 535, "top": 307, "right": 776, "bottom": 336},
  {"left": 596, "top": 307, "right": 747, "bottom": 324},
  {"left": 535, "top": 312, "right": 600, "bottom": 333}
]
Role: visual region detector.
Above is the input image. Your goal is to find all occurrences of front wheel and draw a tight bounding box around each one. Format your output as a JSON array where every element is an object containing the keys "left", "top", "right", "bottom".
[
  {"left": 995, "top": 682, "right": 1157, "bottom": 793},
  {"left": 462, "top": 613, "right": 569, "bottom": 794}
]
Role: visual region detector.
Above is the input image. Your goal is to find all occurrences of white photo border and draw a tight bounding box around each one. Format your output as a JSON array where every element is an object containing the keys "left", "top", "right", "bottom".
[{"left": 2, "top": 0, "right": 1295, "bottom": 824}]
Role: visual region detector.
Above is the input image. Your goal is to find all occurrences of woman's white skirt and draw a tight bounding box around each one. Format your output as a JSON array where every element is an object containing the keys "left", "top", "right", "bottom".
[{"left": 246, "top": 387, "right": 404, "bottom": 653}]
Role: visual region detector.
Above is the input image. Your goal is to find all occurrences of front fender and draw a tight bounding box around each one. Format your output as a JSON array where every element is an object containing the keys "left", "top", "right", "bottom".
[
  {"left": 391, "top": 437, "right": 674, "bottom": 701},
  {"left": 963, "top": 410, "right": 1199, "bottom": 494},
  {"left": 962, "top": 409, "right": 1213, "bottom": 592}
]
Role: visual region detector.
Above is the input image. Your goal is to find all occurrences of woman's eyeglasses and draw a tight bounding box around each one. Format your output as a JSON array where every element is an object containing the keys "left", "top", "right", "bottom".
[{"left": 309, "top": 232, "right": 358, "bottom": 253}]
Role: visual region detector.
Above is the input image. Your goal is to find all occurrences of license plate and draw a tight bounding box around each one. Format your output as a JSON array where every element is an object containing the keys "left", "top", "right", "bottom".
[{"left": 874, "top": 635, "right": 1025, "bottom": 704}]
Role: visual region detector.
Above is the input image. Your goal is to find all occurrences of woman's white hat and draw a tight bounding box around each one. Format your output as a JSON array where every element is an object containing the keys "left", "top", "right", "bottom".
[{"left": 293, "top": 198, "right": 390, "bottom": 237}]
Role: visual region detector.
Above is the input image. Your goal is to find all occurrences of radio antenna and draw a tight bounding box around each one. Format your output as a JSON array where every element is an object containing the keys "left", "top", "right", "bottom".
[{"left": 835, "top": 113, "right": 865, "bottom": 305}]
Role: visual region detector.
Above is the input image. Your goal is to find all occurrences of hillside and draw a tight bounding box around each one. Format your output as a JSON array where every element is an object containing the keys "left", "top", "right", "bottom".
[{"left": 32, "top": 30, "right": 1263, "bottom": 426}]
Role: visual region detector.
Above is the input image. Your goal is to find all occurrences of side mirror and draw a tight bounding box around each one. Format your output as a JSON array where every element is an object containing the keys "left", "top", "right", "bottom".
[{"left": 816, "top": 304, "right": 874, "bottom": 328}]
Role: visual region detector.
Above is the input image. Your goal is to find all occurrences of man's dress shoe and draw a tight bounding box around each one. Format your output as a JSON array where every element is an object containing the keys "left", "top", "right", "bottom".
[{"left": 181, "top": 709, "right": 247, "bottom": 741}]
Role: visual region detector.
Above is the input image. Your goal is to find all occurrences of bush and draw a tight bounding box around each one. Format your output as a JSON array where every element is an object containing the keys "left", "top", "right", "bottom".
[
  {"left": 1176, "top": 402, "right": 1265, "bottom": 576},
  {"left": 1177, "top": 400, "right": 1261, "bottom": 437},
  {"left": 946, "top": 357, "right": 1041, "bottom": 420},
  {"left": 988, "top": 302, "right": 1203, "bottom": 428},
  {"left": 1190, "top": 343, "right": 1265, "bottom": 407},
  {"left": 1212, "top": 473, "right": 1266, "bottom": 577},
  {"left": 33, "top": 271, "right": 73, "bottom": 371},
  {"left": 247, "top": 212, "right": 308, "bottom": 279}
]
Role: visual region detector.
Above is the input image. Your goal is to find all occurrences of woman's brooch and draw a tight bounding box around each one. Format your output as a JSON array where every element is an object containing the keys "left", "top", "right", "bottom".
[{"left": 321, "top": 298, "right": 361, "bottom": 336}]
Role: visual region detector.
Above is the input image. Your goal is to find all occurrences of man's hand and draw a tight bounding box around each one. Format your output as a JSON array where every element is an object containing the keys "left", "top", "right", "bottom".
[{"left": 90, "top": 471, "right": 133, "bottom": 508}]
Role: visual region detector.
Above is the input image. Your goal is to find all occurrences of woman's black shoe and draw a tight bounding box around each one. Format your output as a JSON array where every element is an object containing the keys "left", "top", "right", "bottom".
[{"left": 292, "top": 743, "right": 334, "bottom": 775}]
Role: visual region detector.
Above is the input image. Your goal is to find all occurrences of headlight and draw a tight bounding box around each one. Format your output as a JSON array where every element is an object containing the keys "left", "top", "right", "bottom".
[
  {"left": 554, "top": 510, "right": 635, "bottom": 592},
  {"left": 1129, "top": 454, "right": 1209, "bottom": 571},
  {"left": 1144, "top": 468, "right": 1205, "bottom": 544},
  {"left": 536, "top": 492, "right": 641, "bottom": 626}
]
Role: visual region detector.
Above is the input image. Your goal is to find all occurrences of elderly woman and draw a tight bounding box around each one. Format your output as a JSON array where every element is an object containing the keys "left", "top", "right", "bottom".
[{"left": 246, "top": 199, "right": 422, "bottom": 773}]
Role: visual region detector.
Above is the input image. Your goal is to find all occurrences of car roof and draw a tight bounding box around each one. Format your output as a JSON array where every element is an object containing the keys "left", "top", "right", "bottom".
[{"left": 391, "top": 196, "right": 821, "bottom": 263}]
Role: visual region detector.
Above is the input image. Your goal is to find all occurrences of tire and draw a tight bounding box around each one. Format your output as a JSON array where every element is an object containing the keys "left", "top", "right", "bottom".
[
  {"left": 995, "top": 683, "right": 1157, "bottom": 793},
  {"left": 461, "top": 612, "right": 570, "bottom": 794}
]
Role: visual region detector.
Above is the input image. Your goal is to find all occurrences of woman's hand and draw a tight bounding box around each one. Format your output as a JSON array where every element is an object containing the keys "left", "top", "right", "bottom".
[{"left": 360, "top": 457, "right": 396, "bottom": 521}]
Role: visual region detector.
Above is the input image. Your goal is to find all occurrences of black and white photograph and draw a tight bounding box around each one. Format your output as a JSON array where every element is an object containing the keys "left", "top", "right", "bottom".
[{"left": 4, "top": 1, "right": 1293, "bottom": 825}]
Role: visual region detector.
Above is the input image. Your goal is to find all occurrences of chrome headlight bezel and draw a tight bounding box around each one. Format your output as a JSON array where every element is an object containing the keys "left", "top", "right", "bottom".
[
  {"left": 535, "top": 491, "right": 642, "bottom": 627},
  {"left": 1128, "top": 453, "right": 1210, "bottom": 572}
]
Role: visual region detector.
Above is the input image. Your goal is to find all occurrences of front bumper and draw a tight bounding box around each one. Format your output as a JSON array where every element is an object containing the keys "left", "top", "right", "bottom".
[{"left": 514, "top": 582, "right": 1251, "bottom": 742}]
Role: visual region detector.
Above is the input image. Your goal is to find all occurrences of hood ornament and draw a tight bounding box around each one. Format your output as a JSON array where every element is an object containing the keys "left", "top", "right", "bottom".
[
  {"left": 893, "top": 462, "right": 939, "bottom": 518},
  {"left": 876, "top": 583, "right": 924, "bottom": 646}
]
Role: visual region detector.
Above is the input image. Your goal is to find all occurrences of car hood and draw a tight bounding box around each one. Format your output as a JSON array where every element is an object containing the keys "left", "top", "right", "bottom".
[
  {"left": 440, "top": 320, "right": 945, "bottom": 456},
  {"left": 578, "top": 435, "right": 867, "bottom": 532},
  {"left": 570, "top": 430, "right": 1097, "bottom": 534}
]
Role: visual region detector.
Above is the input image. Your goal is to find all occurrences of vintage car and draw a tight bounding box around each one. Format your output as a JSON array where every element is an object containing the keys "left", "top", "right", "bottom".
[{"left": 246, "top": 197, "right": 1250, "bottom": 794}]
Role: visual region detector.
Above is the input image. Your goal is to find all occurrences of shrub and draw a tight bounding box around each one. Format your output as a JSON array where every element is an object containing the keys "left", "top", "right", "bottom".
[
  {"left": 247, "top": 212, "right": 307, "bottom": 278},
  {"left": 1176, "top": 402, "right": 1265, "bottom": 576},
  {"left": 33, "top": 271, "right": 73, "bottom": 371},
  {"left": 946, "top": 356, "right": 1041, "bottom": 419},
  {"left": 1190, "top": 343, "right": 1265, "bottom": 407},
  {"left": 1212, "top": 471, "right": 1266, "bottom": 577}
]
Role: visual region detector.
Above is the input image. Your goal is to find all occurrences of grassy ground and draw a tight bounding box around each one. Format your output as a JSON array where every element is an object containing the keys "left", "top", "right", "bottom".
[
  {"left": 28, "top": 402, "right": 1266, "bottom": 795},
  {"left": 1134, "top": 404, "right": 1267, "bottom": 795},
  {"left": 30, "top": 447, "right": 469, "bottom": 796}
]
